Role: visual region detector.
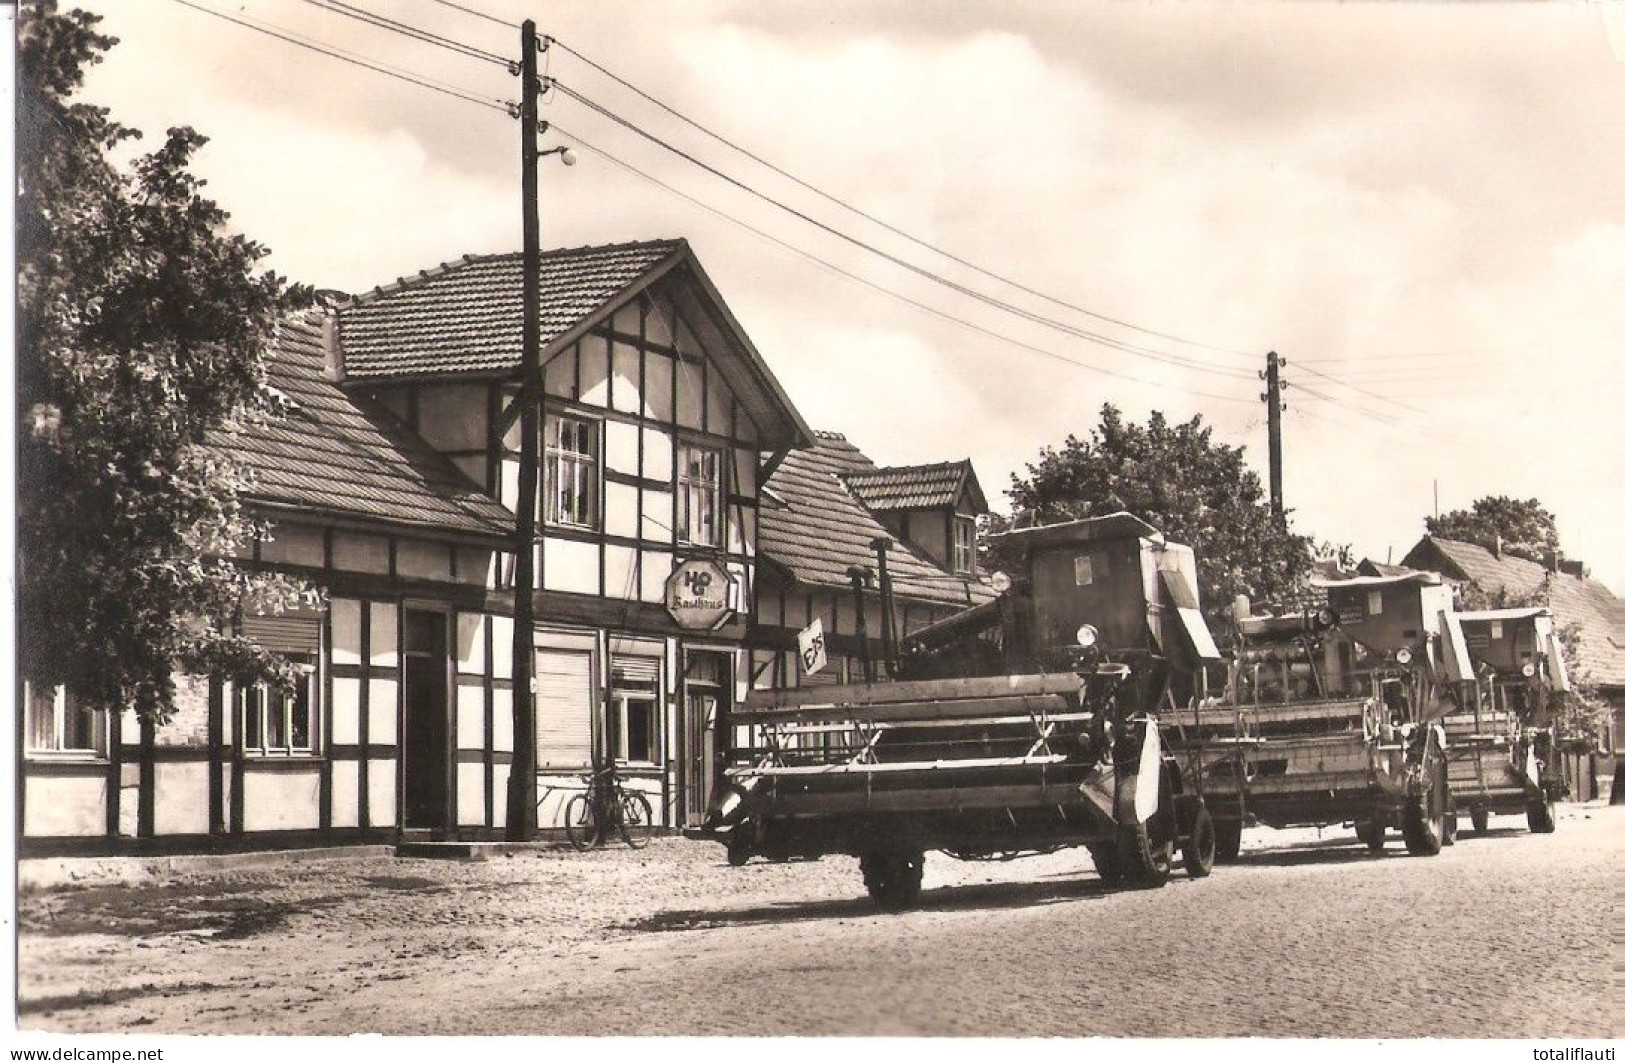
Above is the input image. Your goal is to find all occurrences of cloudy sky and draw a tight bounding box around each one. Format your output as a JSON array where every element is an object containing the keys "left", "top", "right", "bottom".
[{"left": 67, "top": 0, "right": 1625, "bottom": 592}]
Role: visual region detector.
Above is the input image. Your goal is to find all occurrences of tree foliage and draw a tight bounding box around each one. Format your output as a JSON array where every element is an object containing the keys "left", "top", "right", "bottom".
[
  {"left": 1426, "top": 495, "right": 1560, "bottom": 565},
  {"left": 987, "top": 404, "right": 1314, "bottom": 609},
  {"left": 17, "top": 2, "right": 316, "bottom": 722}
]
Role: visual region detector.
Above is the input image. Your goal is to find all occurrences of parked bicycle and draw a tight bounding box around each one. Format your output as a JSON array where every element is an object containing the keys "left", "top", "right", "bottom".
[{"left": 564, "top": 763, "right": 654, "bottom": 851}]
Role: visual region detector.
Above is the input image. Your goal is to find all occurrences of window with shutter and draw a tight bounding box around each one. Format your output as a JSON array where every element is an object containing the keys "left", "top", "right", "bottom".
[{"left": 536, "top": 649, "right": 595, "bottom": 767}]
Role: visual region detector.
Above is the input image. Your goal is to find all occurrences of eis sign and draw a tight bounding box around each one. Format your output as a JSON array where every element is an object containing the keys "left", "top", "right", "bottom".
[{"left": 664, "top": 558, "right": 737, "bottom": 631}]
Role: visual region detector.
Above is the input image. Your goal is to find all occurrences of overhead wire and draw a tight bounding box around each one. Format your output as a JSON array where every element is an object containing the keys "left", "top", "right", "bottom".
[
  {"left": 296, "top": 0, "right": 511, "bottom": 67},
  {"left": 548, "top": 78, "right": 1258, "bottom": 382},
  {"left": 548, "top": 121, "right": 1257, "bottom": 405},
  {"left": 172, "top": 0, "right": 1497, "bottom": 443},
  {"left": 545, "top": 37, "right": 1261, "bottom": 362},
  {"left": 169, "top": 0, "right": 512, "bottom": 113}
]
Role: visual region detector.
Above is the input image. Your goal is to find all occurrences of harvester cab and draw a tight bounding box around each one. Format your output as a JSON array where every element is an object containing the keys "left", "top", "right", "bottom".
[
  {"left": 1313, "top": 571, "right": 1471, "bottom": 728},
  {"left": 1448, "top": 606, "right": 1570, "bottom": 832},
  {"left": 905, "top": 511, "right": 1224, "bottom": 697}
]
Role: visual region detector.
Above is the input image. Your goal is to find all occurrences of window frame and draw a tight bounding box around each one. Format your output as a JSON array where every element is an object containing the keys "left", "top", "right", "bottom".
[
  {"left": 239, "top": 654, "right": 321, "bottom": 758},
  {"left": 23, "top": 683, "right": 109, "bottom": 761},
  {"left": 676, "top": 442, "right": 725, "bottom": 548},
  {"left": 544, "top": 412, "right": 601, "bottom": 530},
  {"left": 951, "top": 515, "right": 976, "bottom": 575},
  {"left": 607, "top": 677, "right": 662, "bottom": 767}
]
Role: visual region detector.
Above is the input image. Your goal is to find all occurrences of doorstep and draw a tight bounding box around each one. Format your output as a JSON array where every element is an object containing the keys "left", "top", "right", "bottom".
[{"left": 394, "top": 839, "right": 573, "bottom": 860}]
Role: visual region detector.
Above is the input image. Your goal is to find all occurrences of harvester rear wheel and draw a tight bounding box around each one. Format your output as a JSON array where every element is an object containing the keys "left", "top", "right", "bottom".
[
  {"left": 860, "top": 850, "right": 925, "bottom": 911},
  {"left": 1181, "top": 806, "right": 1216, "bottom": 878},
  {"left": 1355, "top": 819, "right": 1385, "bottom": 853},
  {"left": 1402, "top": 737, "right": 1448, "bottom": 856},
  {"left": 1527, "top": 793, "right": 1556, "bottom": 834},
  {"left": 1087, "top": 843, "right": 1124, "bottom": 887},
  {"left": 1213, "top": 820, "right": 1243, "bottom": 864},
  {"left": 1441, "top": 814, "right": 1457, "bottom": 847},
  {"left": 1116, "top": 821, "right": 1173, "bottom": 889},
  {"left": 1470, "top": 808, "right": 1490, "bottom": 836}
]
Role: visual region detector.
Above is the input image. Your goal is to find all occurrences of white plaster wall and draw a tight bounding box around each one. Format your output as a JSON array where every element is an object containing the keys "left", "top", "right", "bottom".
[
  {"left": 25, "top": 775, "right": 106, "bottom": 836},
  {"left": 457, "top": 763, "right": 485, "bottom": 827},
  {"left": 368, "top": 759, "right": 398, "bottom": 826},
  {"left": 333, "top": 533, "right": 390, "bottom": 575},
  {"left": 604, "top": 544, "right": 637, "bottom": 600},
  {"left": 543, "top": 537, "right": 599, "bottom": 596},
  {"left": 331, "top": 598, "right": 363, "bottom": 666},
  {"left": 153, "top": 761, "right": 210, "bottom": 835},
  {"left": 368, "top": 678, "right": 398, "bottom": 745},
  {"left": 330, "top": 759, "right": 360, "bottom": 829},
  {"left": 456, "top": 681, "right": 485, "bottom": 750},
  {"left": 242, "top": 769, "right": 321, "bottom": 832},
  {"left": 331, "top": 676, "right": 361, "bottom": 746}
]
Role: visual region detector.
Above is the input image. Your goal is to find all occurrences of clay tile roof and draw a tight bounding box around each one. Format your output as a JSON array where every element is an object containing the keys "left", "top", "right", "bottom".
[
  {"left": 758, "top": 435, "right": 995, "bottom": 608},
  {"left": 842, "top": 459, "right": 987, "bottom": 514},
  {"left": 1403, "top": 535, "right": 1625, "bottom": 688},
  {"left": 336, "top": 240, "right": 685, "bottom": 380},
  {"left": 210, "top": 312, "right": 514, "bottom": 540}
]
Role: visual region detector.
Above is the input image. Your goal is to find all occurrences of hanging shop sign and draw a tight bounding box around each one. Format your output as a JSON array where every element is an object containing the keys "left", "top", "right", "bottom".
[{"left": 666, "top": 558, "right": 737, "bottom": 631}]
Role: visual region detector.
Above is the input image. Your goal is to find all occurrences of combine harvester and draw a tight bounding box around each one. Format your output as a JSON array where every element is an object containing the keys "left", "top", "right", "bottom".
[
  {"left": 686, "top": 513, "right": 1224, "bottom": 909},
  {"left": 1443, "top": 607, "right": 1569, "bottom": 836},
  {"left": 1165, "top": 572, "right": 1470, "bottom": 860}
]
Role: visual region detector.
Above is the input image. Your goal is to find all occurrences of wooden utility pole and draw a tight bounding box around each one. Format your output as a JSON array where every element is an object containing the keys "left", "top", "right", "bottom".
[
  {"left": 506, "top": 20, "right": 541, "bottom": 841},
  {"left": 1262, "top": 350, "right": 1285, "bottom": 520}
]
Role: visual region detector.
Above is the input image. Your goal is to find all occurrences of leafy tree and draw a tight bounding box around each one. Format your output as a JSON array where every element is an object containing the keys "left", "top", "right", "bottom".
[
  {"left": 988, "top": 404, "right": 1314, "bottom": 610},
  {"left": 17, "top": 2, "right": 315, "bottom": 723},
  {"left": 1426, "top": 496, "right": 1560, "bottom": 565}
]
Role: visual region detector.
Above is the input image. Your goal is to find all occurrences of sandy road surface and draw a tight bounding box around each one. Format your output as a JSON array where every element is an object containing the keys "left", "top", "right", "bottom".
[{"left": 18, "top": 804, "right": 1621, "bottom": 1037}]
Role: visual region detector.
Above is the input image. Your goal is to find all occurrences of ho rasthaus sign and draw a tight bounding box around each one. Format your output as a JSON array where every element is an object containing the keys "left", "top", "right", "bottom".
[{"left": 664, "top": 557, "right": 737, "bottom": 631}]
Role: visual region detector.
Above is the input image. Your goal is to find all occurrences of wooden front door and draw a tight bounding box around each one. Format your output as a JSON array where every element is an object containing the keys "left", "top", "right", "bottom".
[
  {"left": 682, "top": 651, "right": 729, "bottom": 827},
  {"left": 402, "top": 609, "right": 449, "bottom": 831}
]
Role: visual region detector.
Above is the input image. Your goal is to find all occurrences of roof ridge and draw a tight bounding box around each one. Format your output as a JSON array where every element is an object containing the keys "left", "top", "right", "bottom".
[{"left": 340, "top": 239, "right": 687, "bottom": 309}]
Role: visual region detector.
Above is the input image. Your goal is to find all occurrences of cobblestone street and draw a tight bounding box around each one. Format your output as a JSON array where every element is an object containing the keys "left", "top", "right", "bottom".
[{"left": 18, "top": 803, "right": 1621, "bottom": 1037}]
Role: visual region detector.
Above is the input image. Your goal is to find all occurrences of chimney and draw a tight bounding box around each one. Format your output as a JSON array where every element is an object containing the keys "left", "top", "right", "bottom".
[
  {"left": 321, "top": 311, "right": 345, "bottom": 382},
  {"left": 1492, "top": 535, "right": 1502, "bottom": 559},
  {"left": 1558, "top": 558, "right": 1588, "bottom": 579}
]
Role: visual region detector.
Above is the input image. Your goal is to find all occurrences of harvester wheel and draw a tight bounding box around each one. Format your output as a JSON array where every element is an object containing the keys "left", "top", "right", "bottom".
[
  {"left": 860, "top": 850, "right": 925, "bottom": 911},
  {"left": 1213, "top": 820, "right": 1243, "bottom": 864},
  {"left": 1441, "top": 814, "right": 1457, "bottom": 847},
  {"left": 1470, "top": 808, "right": 1490, "bottom": 836},
  {"left": 1402, "top": 738, "right": 1448, "bottom": 856},
  {"left": 726, "top": 833, "right": 752, "bottom": 866},
  {"left": 1087, "top": 843, "right": 1124, "bottom": 887},
  {"left": 1527, "top": 793, "right": 1556, "bottom": 834},
  {"left": 1181, "top": 806, "right": 1216, "bottom": 878},
  {"left": 1355, "top": 819, "right": 1385, "bottom": 854},
  {"left": 1116, "top": 821, "right": 1173, "bottom": 889}
]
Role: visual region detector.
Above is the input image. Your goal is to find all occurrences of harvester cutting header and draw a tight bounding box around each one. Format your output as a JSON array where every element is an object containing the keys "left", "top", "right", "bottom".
[{"left": 686, "top": 511, "right": 1577, "bottom": 909}]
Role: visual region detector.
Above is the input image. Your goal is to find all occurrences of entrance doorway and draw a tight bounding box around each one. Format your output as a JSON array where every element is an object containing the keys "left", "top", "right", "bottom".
[
  {"left": 402, "top": 608, "right": 449, "bottom": 831},
  {"left": 681, "top": 651, "right": 730, "bottom": 827}
]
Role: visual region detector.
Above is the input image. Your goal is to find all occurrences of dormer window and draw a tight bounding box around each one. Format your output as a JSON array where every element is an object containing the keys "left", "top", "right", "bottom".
[{"left": 952, "top": 516, "right": 975, "bottom": 575}]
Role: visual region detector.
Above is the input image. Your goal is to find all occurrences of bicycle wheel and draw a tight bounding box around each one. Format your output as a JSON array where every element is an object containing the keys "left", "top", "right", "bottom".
[
  {"left": 564, "top": 792, "right": 600, "bottom": 851},
  {"left": 618, "top": 790, "right": 654, "bottom": 849}
]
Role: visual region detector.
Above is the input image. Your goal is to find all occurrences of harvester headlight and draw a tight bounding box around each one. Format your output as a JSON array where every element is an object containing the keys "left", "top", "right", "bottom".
[
  {"left": 1395, "top": 646, "right": 1413, "bottom": 666},
  {"left": 1521, "top": 662, "right": 1537, "bottom": 678},
  {"left": 1316, "top": 607, "right": 1338, "bottom": 629},
  {"left": 989, "top": 571, "right": 1012, "bottom": 594},
  {"left": 1075, "top": 624, "right": 1100, "bottom": 649}
]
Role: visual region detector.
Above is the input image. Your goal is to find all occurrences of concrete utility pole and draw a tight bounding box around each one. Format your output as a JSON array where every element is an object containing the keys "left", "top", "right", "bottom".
[
  {"left": 506, "top": 20, "right": 542, "bottom": 841},
  {"left": 1261, "top": 350, "right": 1285, "bottom": 521}
]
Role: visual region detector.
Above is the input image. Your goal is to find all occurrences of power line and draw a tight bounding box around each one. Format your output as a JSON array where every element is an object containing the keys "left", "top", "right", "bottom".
[
  {"left": 159, "top": 0, "right": 1257, "bottom": 408},
  {"left": 296, "top": 0, "right": 510, "bottom": 67},
  {"left": 1292, "top": 361, "right": 1432, "bottom": 417},
  {"left": 546, "top": 36, "right": 1261, "bottom": 362},
  {"left": 169, "top": 0, "right": 512, "bottom": 113},
  {"left": 426, "top": 0, "right": 517, "bottom": 29},
  {"left": 549, "top": 78, "right": 1257, "bottom": 382},
  {"left": 549, "top": 120, "right": 1257, "bottom": 406}
]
